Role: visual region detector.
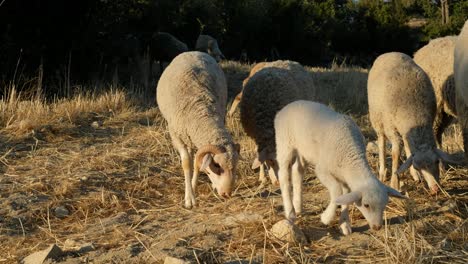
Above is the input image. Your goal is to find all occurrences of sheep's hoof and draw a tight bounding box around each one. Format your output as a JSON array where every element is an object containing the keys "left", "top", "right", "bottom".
[
  {"left": 339, "top": 222, "right": 352, "bottom": 236},
  {"left": 184, "top": 195, "right": 196, "bottom": 209}
]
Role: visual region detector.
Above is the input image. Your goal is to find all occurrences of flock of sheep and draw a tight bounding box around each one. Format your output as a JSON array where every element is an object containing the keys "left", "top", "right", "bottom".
[{"left": 155, "top": 21, "right": 468, "bottom": 236}]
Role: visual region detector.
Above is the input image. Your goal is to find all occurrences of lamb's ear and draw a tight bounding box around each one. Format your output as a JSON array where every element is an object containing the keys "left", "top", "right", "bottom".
[
  {"left": 396, "top": 155, "right": 414, "bottom": 175},
  {"left": 386, "top": 185, "right": 407, "bottom": 199},
  {"left": 335, "top": 191, "right": 362, "bottom": 205},
  {"left": 200, "top": 154, "right": 213, "bottom": 171},
  {"left": 435, "top": 149, "right": 462, "bottom": 165}
]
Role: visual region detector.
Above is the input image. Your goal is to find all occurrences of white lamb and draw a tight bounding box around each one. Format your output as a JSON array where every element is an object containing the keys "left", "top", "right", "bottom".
[{"left": 275, "top": 100, "right": 405, "bottom": 235}]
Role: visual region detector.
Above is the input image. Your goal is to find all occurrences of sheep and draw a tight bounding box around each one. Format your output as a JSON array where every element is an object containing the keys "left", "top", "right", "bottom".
[
  {"left": 150, "top": 32, "right": 189, "bottom": 74},
  {"left": 413, "top": 36, "right": 457, "bottom": 147},
  {"left": 368, "top": 52, "right": 456, "bottom": 194},
  {"left": 454, "top": 20, "right": 468, "bottom": 160},
  {"left": 239, "top": 60, "right": 316, "bottom": 185},
  {"left": 228, "top": 61, "right": 268, "bottom": 116},
  {"left": 274, "top": 100, "right": 406, "bottom": 235},
  {"left": 195, "top": 35, "right": 225, "bottom": 62},
  {"left": 156, "top": 51, "right": 240, "bottom": 208}
]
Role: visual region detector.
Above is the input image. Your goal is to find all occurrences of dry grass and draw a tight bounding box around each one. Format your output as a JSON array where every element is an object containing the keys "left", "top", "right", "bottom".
[{"left": 0, "top": 61, "right": 466, "bottom": 263}]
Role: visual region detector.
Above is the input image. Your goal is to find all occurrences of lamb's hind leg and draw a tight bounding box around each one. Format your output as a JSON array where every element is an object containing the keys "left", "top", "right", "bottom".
[
  {"left": 171, "top": 135, "right": 195, "bottom": 209},
  {"left": 291, "top": 157, "right": 304, "bottom": 216},
  {"left": 278, "top": 151, "right": 295, "bottom": 221}
]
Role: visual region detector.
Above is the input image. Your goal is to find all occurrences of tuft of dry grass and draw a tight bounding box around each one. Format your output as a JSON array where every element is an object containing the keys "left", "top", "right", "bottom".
[{"left": 0, "top": 61, "right": 466, "bottom": 263}]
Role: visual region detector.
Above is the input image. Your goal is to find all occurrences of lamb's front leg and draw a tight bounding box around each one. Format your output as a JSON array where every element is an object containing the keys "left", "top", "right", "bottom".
[
  {"left": 339, "top": 185, "right": 352, "bottom": 235},
  {"left": 291, "top": 158, "right": 304, "bottom": 216},
  {"left": 316, "top": 169, "right": 342, "bottom": 225}
]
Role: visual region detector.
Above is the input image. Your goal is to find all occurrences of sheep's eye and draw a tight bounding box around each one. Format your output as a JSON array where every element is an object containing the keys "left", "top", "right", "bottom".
[{"left": 364, "top": 204, "right": 370, "bottom": 208}]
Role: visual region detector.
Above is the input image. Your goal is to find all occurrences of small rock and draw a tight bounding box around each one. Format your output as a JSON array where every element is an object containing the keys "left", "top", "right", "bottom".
[
  {"left": 63, "top": 239, "right": 78, "bottom": 250},
  {"left": 54, "top": 206, "right": 69, "bottom": 218},
  {"left": 77, "top": 243, "right": 95, "bottom": 254},
  {"left": 91, "top": 121, "right": 102, "bottom": 128},
  {"left": 270, "top": 219, "right": 307, "bottom": 244},
  {"left": 63, "top": 239, "right": 95, "bottom": 254},
  {"left": 164, "top": 256, "right": 191, "bottom": 264},
  {"left": 22, "top": 244, "right": 63, "bottom": 264},
  {"left": 128, "top": 243, "right": 143, "bottom": 257}
]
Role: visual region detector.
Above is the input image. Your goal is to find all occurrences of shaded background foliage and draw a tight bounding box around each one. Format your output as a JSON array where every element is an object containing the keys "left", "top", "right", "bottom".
[{"left": 0, "top": 0, "right": 467, "bottom": 96}]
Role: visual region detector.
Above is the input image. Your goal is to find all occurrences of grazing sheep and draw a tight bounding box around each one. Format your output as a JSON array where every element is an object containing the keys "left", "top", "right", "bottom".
[
  {"left": 228, "top": 61, "right": 268, "bottom": 116},
  {"left": 156, "top": 51, "right": 240, "bottom": 208},
  {"left": 413, "top": 36, "right": 457, "bottom": 146},
  {"left": 454, "top": 20, "right": 468, "bottom": 160},
  {"left": 150, "top": 32, "right": 188, "bottom": 73},
  {"left": 275, "top": 100, "right": 405, "bottom": 235},
  {"left": 195, "top": 35, "right": 225, "bottom": 62},
  {"left": 239, "top": 61, "right": 316, "bottom": 185},
  {"left": 368, "top": 52, "right": 456, "bottom": 193}
]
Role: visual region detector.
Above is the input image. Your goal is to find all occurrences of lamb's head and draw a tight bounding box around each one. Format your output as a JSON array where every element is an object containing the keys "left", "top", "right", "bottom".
[
  {"left": 196, "top": 144, "right": 240, "bottom": 198},
  {"left": 396, "top": 145, "right": 459, "bottom": 194},
  {"left": 335, "top": 181, "right": 406, "bottom": 231}
]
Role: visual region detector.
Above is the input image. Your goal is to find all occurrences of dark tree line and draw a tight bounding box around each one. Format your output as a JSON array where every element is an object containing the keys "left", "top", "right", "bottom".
[{"left": 0, "top": 0, "right": 466, "bottom": 96}]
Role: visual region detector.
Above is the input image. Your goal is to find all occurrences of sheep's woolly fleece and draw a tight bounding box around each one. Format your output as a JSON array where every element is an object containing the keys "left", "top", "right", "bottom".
[
  {"left": 239, "top": 60, "right": 316, "bottom": 160},
  {"left": 156, "top": 51, "right": 233, "bottom": 151}
]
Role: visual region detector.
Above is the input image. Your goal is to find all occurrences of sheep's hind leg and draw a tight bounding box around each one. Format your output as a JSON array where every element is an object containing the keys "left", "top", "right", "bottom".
[
  {"left": 258, "top": 163, "right": 268, "bottom": 185},
  {"left": 172, "top": 136, "right": 195, "bottom": 209},
  {"left": 339, "top": 185, "right": 352, "bottom": 235},
  {"left": 377, "top": 134, "right": 387, "bottom": 182}
]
